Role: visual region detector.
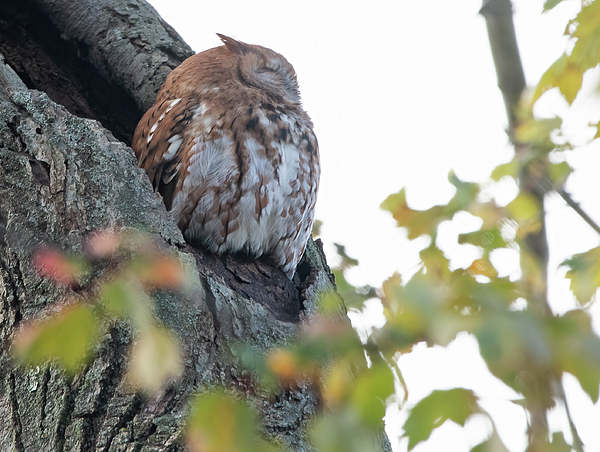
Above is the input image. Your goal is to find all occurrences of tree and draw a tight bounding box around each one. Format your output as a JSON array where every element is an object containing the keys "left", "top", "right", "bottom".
[
  {"left": 2, "top": 1, "right": 600, "bottom": 452},
  {"left": 0, "top": 0, "right": 390, "bottom": 451}
]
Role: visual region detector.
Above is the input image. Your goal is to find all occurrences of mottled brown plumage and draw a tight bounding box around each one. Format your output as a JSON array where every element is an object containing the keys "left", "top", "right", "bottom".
[{"left": 132, "top": 34, "right": 319, "bottom": 278}]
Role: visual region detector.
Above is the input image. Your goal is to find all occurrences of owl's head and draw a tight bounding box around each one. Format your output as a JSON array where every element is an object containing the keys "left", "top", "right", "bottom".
[
  {"left": 157, "top": 34, "right": 305, "bottom": 109},
  {"left": 217, "top": 34, "right": 301, "bottom": 104}
]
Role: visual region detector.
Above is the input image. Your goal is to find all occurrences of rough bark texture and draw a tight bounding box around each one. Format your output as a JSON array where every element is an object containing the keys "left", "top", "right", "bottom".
[
  {"left": 0, "top": 0, "right": 193, "bottom": 144},
  {"left": 0, "top": 0, "right": 393, "bottom": 451}
]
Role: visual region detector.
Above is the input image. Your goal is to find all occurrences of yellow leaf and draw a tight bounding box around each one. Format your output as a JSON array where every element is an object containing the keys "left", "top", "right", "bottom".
[
  {"left": 506, "top": 193, "right": 541, "bottom": 222},
  {"left": 468, "top": 258, "right": 498, "bottom": 279},
  {"left": 266, "top": 349, "right": 300, "bottom": 385},
  {"left": 322, "top": 359, "right": 354, "bottom": 407},
  {"left": 127, "top": 326, "right": 182, "bottom": 394},
  {"left": 533, "top": 53, "right": 583, "bottom": 105}
]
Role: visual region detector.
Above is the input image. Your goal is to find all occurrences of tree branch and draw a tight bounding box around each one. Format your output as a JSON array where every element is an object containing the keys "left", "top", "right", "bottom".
[
  {"left": 480, "top": 1, "right": 551, "bottom": 449},
  {"left": 558, "top": 188, "right": 600, "bottom": 235}
]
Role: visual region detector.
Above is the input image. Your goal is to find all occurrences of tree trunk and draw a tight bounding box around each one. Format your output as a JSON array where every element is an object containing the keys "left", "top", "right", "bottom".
[{"left": 0, "top": 1, "right": 381, "bottom": 451}]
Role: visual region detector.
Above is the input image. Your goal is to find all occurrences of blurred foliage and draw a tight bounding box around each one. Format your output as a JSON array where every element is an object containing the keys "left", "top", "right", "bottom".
[
  {"left": 14, "top": 230, "right": 184, "bottom": 393},
  {"left": 402, "top": 389, "right": 479, "bottom": 450},
  {"left": 13, "top": 2, "right": 600, "bottom": 452},
  {"left": 186, "top": 390, "right": 280, "bottom": 452}
]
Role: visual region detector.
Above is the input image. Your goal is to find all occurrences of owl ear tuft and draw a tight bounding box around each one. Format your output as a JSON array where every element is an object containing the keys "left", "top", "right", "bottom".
[{"left": 217, "top": 33, "right": 251, "bottom": 55}]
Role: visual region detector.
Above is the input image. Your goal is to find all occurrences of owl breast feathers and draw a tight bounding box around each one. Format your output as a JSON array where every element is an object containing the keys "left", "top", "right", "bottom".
[{"left": 132, "top": 34, "right": 320, "bottom": 278}]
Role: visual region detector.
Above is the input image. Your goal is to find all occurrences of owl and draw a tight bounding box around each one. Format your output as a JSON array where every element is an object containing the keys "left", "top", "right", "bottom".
[{"left": 132, "top": 34, "right": 319, "bottom": 278}]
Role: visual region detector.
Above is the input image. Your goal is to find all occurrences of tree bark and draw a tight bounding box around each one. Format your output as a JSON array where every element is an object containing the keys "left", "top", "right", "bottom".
[{"left": 0, "top": 1, "right": 387, "bottom": 451}]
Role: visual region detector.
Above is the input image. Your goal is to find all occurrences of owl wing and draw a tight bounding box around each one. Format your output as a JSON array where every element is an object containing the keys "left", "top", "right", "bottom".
[
  {"left": 271, "top": 121, "right": 320, "bottom": 277},
  {"left": 132, "top": 97, "right": 197, "bottom": 210}
]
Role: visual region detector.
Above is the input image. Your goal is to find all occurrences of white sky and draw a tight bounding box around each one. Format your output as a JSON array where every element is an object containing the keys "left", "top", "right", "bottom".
[{"left": 147, "top": 1, "right": 600, "bottom": 450}]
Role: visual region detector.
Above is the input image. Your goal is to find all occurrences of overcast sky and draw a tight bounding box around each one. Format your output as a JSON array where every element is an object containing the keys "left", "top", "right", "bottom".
[{"left": 147, "top": 1, "right": 600, "bottom": 450}]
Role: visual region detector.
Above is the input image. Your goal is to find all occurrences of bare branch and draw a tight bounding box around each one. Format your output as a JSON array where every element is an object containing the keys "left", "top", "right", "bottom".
[{"left": 558, "top": 188, "right": 600, "bottom": 235}]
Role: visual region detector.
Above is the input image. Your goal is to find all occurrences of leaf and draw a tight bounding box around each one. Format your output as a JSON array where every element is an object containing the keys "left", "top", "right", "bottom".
[
  {"left": 127, "top": 325, "right": 182, "bottom": 394},
  {"left": 84, "top": 230, "right": 121, "bottom": 258},
  {"left": 332, "top": 269, "right": 376, "bottom": 310},
  {"left": 548, "top": 432, "right": 573, "bottom": 452},
  {"left": 514, "top": 116, "right": 562, "bottom": 153},
  {"left": 420, "top": 245, "right": 451, "bottom": 280},
  {"left": 447, "top": 171, "right": 480, "bottom": 211},
  {"left": 542, "top": 0, "right": 566, "bottom": 12},
  {"left": 381, "top": 173, "right": 479, "bottom": 240},
  {"left": 471, "top": 429, "right": 510, "bottom": 452},
  {"left": 403, "top": 388, "right": 479, "bottom": 450},
  {"left": 32, "top": 247, "right": 82, "bottom": 288},
  {"left": 571, "top": 0, "right": 600, "bottom": 71},
  {"left": 490, "top": 159, "right": 519, "bottom": 181},
  {"left": 549, "top": 310, "right": 600, "bottom": 402},
  {"left": 322, "top": 358, "right": 356, "bottom": 407},
  {"left": 458, "top": 228, "right": 507, "bottom": 251},
  {"left": 333, "top": 243, "right": 359, "bottom": 269},
  {"left": 187, "top": 390, "right": 278, "bottom": 452},
  {"left": 474, "top": 310, "right": 552, "bottom": 394},
  {"left": 381, "top": 188, "right": 444, "bottom": 239},
  {"left": 310, "top": 408, "right": 381, "bottom": 452},
  {"left": 266, "top": 348, "right": 300, "bottom": 386},
  {"left": 350, "top": 362, "right": 395, "bottom": 426},
  {"left": 13, "top": 304, "right": 99, "bottom": 374},
  {"left": 100, "top": 279, "right": 152, "bottom": 326},
  {"left": 467, "top": 258, "right": 498, "bottom": 279},
  {"left": 381, "top": 272, "right": 439, "bottom": 338},
  {"left": 533, "top": 53, "right": 583, "bottom": 105},
  {"left": 312, "top": 218, "right": 323, "bottom": 238},
  {"left": 562, "top": 246, "right": 600, "bottom": 304},
  {"left": 135, "top": 255, "right": 185, "bottom": 290},
  {"left": 547, "top": 161, "right": 572, "bottom": 187},
  {"left": 507, "top": 192, "right": 542, "bottom": 223}
]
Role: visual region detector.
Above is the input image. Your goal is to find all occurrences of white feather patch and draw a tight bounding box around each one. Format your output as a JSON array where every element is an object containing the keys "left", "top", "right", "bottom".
[{"left": 163, "top": 135, "right": 183, "bottom": 161}]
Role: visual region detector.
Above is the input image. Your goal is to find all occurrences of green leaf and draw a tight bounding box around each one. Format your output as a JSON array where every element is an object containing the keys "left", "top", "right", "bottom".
[
  {"left": 100, "top": 278, "right": 153, "bottom": 327},
  {"left": 333, "top": 243, "right": 359, "bottom": 269},
  {"left": 563, "top": 246, "right": 600, "bottom": 305},
  {"left": 382, "top": 272, "right": 444, "bottom": 338},
  {"left": 490, "top": 159, "right": 519, "bottom": 181},
  {"left": 514, "top": 116, "right": 562, "bottom": 153},
  {"left": 350, "top": 362, "right": 395, "bottom": 426},
  {"left": 331, "top": 245, "right": 377, "bottom": 310},
  {"left": 458, "top": 228, "right": 507, "bottom": 252},
  {"left": 548, "top": 432, "right": 573, "bottom": 452},
  {"left": 542, "top": 0, "right": 566, "bottom": 12},
  {"left": 14, "top": 304, "right": 100, "bottom": 374},
  {"left": 381, "top": 188, "right": 445, "bottom": 239},
  {"left": 187, "top": 390, "right": 278, "bottom": 452},
  {"left": 310, "top": 408, "right": 381, "bottom": 452},
  {"left": 333, "top": 269, "right": 376, "bottom": 310},
  {"left": 533, "top": 53, "right": 583, "bottom": 105},
  {"left": 448, "top": 171, "right": 480, "bottom": 211},
  {"left": 547, "top": 161, "right": 572, "bottom": 187},
  {"left": 403, "top": 389, "right": 479, "bottom": 450},
  {"left": 470, "top": 429, "right": 510, "bottom": 452},
  {"left": 381, "top": 173, "right": 479, "bottom": 241},
  {"left": 571, "top": 1, "right": 600, "bottom": 71},
  {"left": 475, "top": 310, "right": 552, "bottom": 394},
  {"left": 549, "top": 310, "right": 600, "bottom": 402},
  {"left": 420, "top": 245, "right": 451, "bottom": 280},
  {"left": 506, "top": 192, "right": 542, "bottom": 225}
]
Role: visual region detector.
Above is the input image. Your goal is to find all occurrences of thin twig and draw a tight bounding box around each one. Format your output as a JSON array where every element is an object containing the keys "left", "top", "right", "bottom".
[{"left": 558, "top": 188, "right": 600, "bottom": 235}]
